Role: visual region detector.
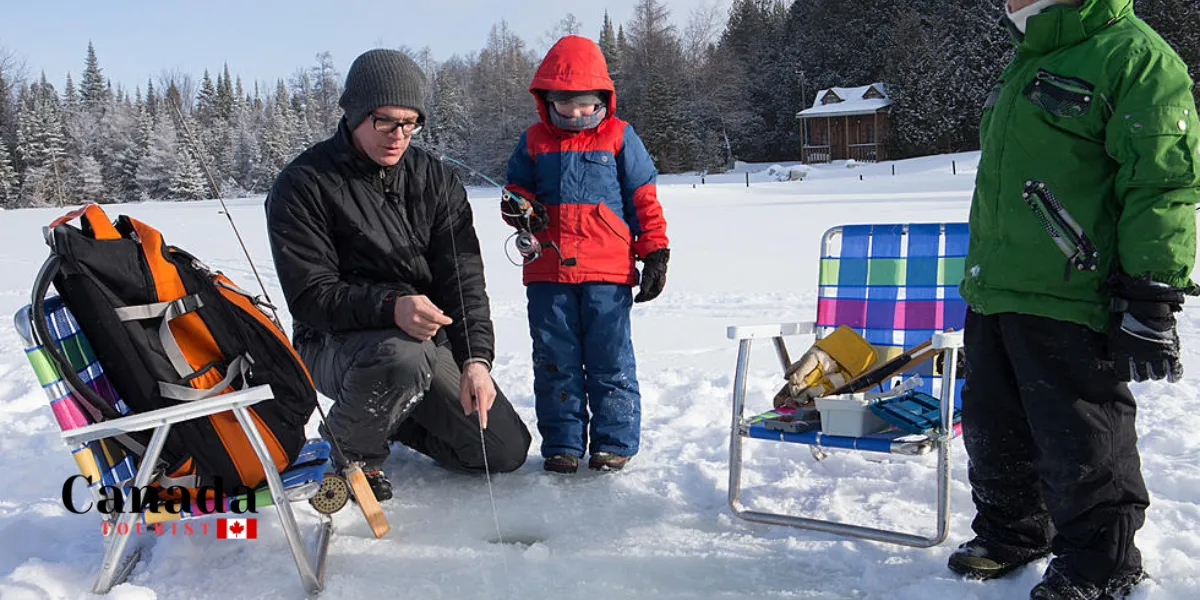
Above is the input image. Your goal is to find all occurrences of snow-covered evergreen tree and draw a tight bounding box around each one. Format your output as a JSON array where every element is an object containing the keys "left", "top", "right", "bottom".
[
  {"left": 0, "top": 136, "right": 17, "bottom": 207},
  {"left": 599, "top": 11, "right": 617, "bottom": 67},
  {"left": 169, "top": 148, "right": 207, "bottom": 200},
  {"left": 468, "top": 21, "right": 538, "bottom": 179},
  {"left": 63, "top": 73, "right": 78, "bottom": 108},
  {"left": 423, "top": 58, "right": 472, "bottom": 161},
  {"left": 309, "top": 52, "right": 342, "bottom": 136},
  {"left": 136, "top": 117, "right": 179, "bottom": 200},
  {"left": 80, "top": 41, "right": 110, "bottom": 114},
  {"left": 16, "top": 76, "right": 68, "bottom": 204},
  {"left": 258, "top": 80, "right": 298, "bottom": 182},
  {"left": 71, "top": 154, "right": 107, "bottom": 203}
]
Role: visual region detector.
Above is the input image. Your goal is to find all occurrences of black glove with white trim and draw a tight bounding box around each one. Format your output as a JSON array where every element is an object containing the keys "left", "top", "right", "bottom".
[{"left": 1109, "top": 273, "right": 1187, "bottom": 383}]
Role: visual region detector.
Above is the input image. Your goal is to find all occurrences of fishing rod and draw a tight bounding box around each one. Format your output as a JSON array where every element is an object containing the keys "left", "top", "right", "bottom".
[{"left": 167, "top": 98, "right": 281, "bottom": 327}]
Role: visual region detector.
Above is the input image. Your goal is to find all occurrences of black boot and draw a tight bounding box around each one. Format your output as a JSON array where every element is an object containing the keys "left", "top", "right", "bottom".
[
  {"left": 543, "top": 453, "right": 579, "bottom": 474},
  {"left": 588, "top": 451, "right": 631, "bottom": 472},
  {"left": 359, "top": 468, "right": 393, "bottom": 502},
  {"left": 948, "top": 537, "right": 1049, "bottom": 580},
  {"left": 1030, "top": 564, "right": 1108, "bottom": 600}
]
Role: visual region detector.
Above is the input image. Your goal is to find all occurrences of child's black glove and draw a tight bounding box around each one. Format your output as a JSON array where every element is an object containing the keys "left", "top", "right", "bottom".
[
  {"left": 501, "top": 191, "right": 548, "bottom": 233},
  {"left": 1109, "top": 273, "right": 1189, "bottom": 383},
  {"left": 635, "top": 248, "right": 670, "bottom": 303}
]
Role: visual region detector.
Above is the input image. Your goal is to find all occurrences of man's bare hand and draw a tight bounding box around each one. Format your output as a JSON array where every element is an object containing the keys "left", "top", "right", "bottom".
[
  {"left": 459, "top": 362, "right": 495, "bottom": 429},
  {"left": 393, "top": 295, "right": 453, "bottom": 340}
]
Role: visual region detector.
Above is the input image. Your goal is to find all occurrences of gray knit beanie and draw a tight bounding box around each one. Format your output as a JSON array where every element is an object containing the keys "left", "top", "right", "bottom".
[{"left": 339, "top": 49, "right": 428, "bottom": 129}]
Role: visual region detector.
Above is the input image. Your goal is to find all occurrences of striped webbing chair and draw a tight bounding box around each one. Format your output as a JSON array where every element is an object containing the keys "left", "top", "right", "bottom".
[
  {"left": 14, "top": 296, "right": 336, "bottom": 595},
  {"left": 726, "top": 223, "right": 969, "bottom": 547}
]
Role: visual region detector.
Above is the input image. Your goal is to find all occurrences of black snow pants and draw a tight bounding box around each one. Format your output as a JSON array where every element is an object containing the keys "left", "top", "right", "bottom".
[
  {"left": 299, "top": 329, "right": 531, "bottom": 474},
  {"left": 961, "top": 310, "right": 1148, "bottom": 585}
]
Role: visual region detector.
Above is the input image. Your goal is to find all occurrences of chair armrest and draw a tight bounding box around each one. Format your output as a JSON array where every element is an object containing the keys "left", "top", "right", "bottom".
[
  {"left": 61, "top": 385, "right": 275, "bottom": 446},
  {"left": 727, "top": 322, "right": 816, "bottom": 340},
  {"left": 931, "top": 330, "right": 964, "bottom": 350}
]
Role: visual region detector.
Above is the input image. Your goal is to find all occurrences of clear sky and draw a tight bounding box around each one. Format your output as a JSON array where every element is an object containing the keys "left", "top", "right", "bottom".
[{"left": 0, "top": 0, "right": 730, "bottom": 93}]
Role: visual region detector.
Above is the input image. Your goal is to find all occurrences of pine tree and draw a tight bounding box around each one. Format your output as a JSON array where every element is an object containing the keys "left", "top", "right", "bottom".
[
  {"left": 613, "top": 25, "right": 628, "bottom": 83},
  {"left": 259, "top": 79, "right": 297, "bottom": 181},
  {"left": 217, "top": 64, "right": 236, "bottom": 121},
  {"left": 230, "top": 105, "right": 263, "bottom": 192},
  {"left": 80, "top": 41, "right": 110, "bottom": 113},
  {"left": 0, "top": 68, "right": 14, "bottom": 149},
  {"left": 309, "top": 52, "right": 341, "bottom": 136},
  {"left": 599, "top": 11, "right": 617, "bottom": 63},
  {"left": 145, "top": 79, "right": 159, "bottom": 121},
  {"left": 469, "top": 21, "right": 538, "bottom": 178},
  {"left": 72, "top": 155, "right": 107, "bottom": 203},
  {"left": 115, "top": 105, "right": 153, "bottom": 199},
  {"left": 136, "top": 117, "right": 179, "bottom": 200},
  {"left": 96, "top": 98, "right": 138, "bottom": 199},
  {"left": 16, "top": 75, "right": 69, "bottom": 205},
  {"left": 169, "top": 148, "right": 207, "bottom": 200},
  {"left": 621, "top": 0, "right": 705, "bottom": 172},
  {"left": 64, "top": 73, "right": 78, "bottom": 108},
  {"left": 197, "top": 70, "right": 218, "bottom": 125},
  {"left": 423, "top": 58, "right": 472, "bottom": 161},
  {"left": 0, "top": 136, "right": 17, "bottom": 207},
  {"left": 289, "top": 70, "right": 315, "bottom": 148},
  {"left": 882, "top": 7, "right": 954, "bottom": 157}
]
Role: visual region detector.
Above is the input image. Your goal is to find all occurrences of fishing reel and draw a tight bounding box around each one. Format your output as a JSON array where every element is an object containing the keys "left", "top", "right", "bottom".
[
  {"left": 507, "top": 228, "right": 575, "bottom": 267},
  {"left": 514, "top": 230, "right": 541, "bottom": 260},
  {"left": 500, "top": 190, "right": 575, "bottom": 267}
]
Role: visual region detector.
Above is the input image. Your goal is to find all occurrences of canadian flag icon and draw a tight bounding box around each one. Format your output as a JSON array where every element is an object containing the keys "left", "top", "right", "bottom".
[{"left": 216, "top": 518, "right": 257, "bottom": 540}]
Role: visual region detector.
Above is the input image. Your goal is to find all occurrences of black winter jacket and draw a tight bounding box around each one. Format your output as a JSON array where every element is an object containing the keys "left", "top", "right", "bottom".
[{"left": 265, "top": 121, "right": 494, "bottom": 367}]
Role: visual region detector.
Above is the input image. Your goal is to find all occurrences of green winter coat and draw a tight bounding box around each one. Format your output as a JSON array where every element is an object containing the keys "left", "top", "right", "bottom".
[{"left": 961, "top": 0, "right": 1200, "bottom": 332}]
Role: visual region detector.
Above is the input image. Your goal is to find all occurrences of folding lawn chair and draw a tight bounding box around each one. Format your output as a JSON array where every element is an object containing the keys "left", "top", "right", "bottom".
[
  {"left": 726, "top": 223, "right": 969, "bottom": 547},
  {"left": 13, "top": 296, "right": 347, "bottom": 595}
]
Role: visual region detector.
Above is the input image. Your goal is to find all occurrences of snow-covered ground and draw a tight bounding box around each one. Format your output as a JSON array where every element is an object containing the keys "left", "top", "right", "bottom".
[{"left": 0, "top": 152, "right": 1197, "bottom": 599}]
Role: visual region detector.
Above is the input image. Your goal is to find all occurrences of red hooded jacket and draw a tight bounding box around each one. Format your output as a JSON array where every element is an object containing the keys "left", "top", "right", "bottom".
[{"left": 504, "top": 35, "right": 668, "bottom": 286}]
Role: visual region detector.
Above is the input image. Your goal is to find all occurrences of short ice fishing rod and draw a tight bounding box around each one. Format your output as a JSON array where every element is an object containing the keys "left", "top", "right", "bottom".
[{"left": 438, "top": 155, "right": 575, "bottom": 267}]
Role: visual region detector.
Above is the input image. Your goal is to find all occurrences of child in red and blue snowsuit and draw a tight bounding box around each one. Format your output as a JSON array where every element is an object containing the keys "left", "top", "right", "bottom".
[{"left": 503, "top": 35, "right": 669, "bottom": 473}]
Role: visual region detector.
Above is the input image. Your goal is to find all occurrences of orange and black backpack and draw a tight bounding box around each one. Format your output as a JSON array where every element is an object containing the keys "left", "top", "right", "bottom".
[{"left": 30, "top": 204, "right": 317, "bottom": 494}]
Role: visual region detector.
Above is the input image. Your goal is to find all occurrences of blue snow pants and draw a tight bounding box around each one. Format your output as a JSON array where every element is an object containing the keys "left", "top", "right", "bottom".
[{"left": 527, "top": 282, "right": 640, "bottom": 458}]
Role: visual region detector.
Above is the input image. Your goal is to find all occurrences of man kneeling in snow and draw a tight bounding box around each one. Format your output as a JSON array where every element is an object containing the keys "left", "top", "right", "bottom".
[{"left": 265, "top": 49, "right": 532, "bottom": 502}]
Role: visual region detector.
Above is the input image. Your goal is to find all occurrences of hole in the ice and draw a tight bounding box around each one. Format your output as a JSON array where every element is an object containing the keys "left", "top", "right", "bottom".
[{"left": 487, "top": 533, "right": 546, "bottom": 547}]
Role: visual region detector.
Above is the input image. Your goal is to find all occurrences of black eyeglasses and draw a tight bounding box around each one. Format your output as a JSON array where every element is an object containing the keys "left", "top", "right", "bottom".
[{"left": 370, "top": 114, "right": 424, "bottom": 136}]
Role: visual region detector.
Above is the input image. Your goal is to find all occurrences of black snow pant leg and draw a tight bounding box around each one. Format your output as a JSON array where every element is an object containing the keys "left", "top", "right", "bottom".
[
  {"left": 963, "top": 310, "right": 1148, "bottom": 585},
  {"left": 392, "top": 343, "right": 532, "bottom": 474},
  {"left": 300, "top": 329, "right": 437, "bottom": 470},
  {"left": 301, "top": 330, "right": 532, "bottom": 474},
  {"left": 961, "top": 310, "right": 1055, "bottom": 554}
]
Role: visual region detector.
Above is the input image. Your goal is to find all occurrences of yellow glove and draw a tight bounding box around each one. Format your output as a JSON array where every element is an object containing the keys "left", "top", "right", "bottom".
[{"left": 774, "top": 326, "right": 877, "bottom": 408}]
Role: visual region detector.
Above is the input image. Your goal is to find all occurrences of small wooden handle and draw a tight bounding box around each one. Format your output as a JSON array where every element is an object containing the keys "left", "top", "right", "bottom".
[{"left": 344, "top": 465, "right": 390, "bottom": 539}]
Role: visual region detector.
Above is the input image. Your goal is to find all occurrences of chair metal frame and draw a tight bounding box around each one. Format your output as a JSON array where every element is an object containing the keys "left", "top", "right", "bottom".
[
  {"left": 64, "top": 385, "right": 332, "bottom": 595},
  {"left": 725, "top": 223, "right": 966, "bottom": 548}
]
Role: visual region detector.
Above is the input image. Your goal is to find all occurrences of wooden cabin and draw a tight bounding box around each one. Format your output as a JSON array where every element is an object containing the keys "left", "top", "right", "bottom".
[{"left": 797, "top": 83, "right": 891, "bottom": 164}]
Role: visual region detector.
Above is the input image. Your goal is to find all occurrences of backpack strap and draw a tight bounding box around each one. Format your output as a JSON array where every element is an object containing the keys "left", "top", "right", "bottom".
[
  {"left": 158, "top": 354, "right": 254, "bottom": 402},
  {"left": 113, "top": 295, "right": 206, "bottom": 380},
  {"left": 30, "top": 255, "right": 147, "bottom": 459},
  {"left": 30, "top": 256, "right": 122, "bottom": 421}
]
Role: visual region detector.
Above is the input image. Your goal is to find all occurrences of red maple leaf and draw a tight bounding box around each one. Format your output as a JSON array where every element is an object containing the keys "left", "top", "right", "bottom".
[{"left": 229, "top": 521, "right": 244, "bottom": 536}]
